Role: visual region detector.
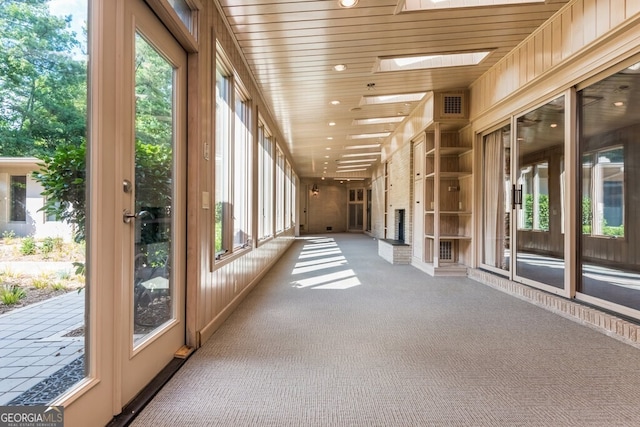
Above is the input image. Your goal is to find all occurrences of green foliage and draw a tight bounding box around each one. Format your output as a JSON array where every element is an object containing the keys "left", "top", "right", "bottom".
[
  {"left": 523, "top": 194, "right": 549, "bottom": 231},
  {"left": 602, "top": 225, "right": 624, "bottom": 237},
  {"left": 35, "top": 140, "right": 172, "bottom": 243},
  {"left": 537, "top": 195, "right": 549, "bottom": 231},
  {"left": 73, "top": 261, "right": 85, "bottom": 276},
  {"left": 215, "top": 202, "right": 223, "bottom": 253},
  {"left": 31, "top": 278, "right": 52, "bottom": 289},
  {"left": 20, "top": 236, "right": 36, "bottom": 255},
  {"left": 0, "top": 285, "right": 26, "bottom": 305},
  {"left": 0, "top": 0, "right": 86, "bottom": 157},
  {"left": 2, "top": 230, "right": 16, "bottom": 241},
  {"left": 582, "top": 197, "right": 592, "bottom": 233},
  {"left": 40, "top": 236, "right": 62, "bottom": 256},
  {"left": 50, "top": 282, "right": 67, "bottom": 291},
  {"left": 33, "top": 141, "right": 86, "bottom": 241}
]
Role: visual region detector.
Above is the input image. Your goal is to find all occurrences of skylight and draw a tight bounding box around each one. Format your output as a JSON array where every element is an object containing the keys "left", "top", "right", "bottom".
[
  {"left": 397, "top": 0, "right": 543, "bottom": 12},
  {"left": 346, "top": 144, "right": 381, "bottom": 150},
  {"left": 342, "top": 153, "right": 382, "bottom": 158},
  {"left": 359, "top": 93, "right": 426, "bottom": 106},
  {"left": 347, "top": 132, "right": 391, "bottom": 139},
  {"left": 352, "top": 117, "right": 405, "bottom": 125},
  {"left": 375, "top": 51, "right": 490, "bottom": 73}
]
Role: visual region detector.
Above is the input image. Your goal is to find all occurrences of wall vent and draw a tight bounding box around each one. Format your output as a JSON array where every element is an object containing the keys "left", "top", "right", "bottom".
[
  {"left": 439, "top": 240, "right": 454, "bottom": 262},
  {"left": 434, "top": 91, "right": 468, "bottom": 120},
  {"left": 443, "top": 95, "right": 463, "bottom": 115}
]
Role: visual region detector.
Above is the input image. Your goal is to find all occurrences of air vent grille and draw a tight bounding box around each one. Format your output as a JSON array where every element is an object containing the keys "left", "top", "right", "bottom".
[
  {"left": 440, "top": 240, "right": 453, "bottom": 262},
  {"left": 443, "top": 95, "right": 463, "bottom": 115}
]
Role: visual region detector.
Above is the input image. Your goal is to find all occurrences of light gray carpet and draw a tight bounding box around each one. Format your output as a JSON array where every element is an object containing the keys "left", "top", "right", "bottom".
[{"left": 132, "top": 234, "right": 640, "bottom": 426}]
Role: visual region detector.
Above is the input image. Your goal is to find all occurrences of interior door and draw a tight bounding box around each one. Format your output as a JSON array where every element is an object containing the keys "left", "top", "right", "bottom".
[{"left": 120, "top": 0, "right": 187, "bottom": 405}]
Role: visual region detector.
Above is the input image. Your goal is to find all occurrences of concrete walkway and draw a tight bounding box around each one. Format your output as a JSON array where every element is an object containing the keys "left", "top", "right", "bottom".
[{"left": 0, "top": 290, "right": 85, "bottom": 405}]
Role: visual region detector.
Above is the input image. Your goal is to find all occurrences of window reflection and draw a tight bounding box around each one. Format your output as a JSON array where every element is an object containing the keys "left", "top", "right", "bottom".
[
  {"left": 578, "top": 61, "right": 640, "bottom": 309},
  {"left": 167, "top": 0, "right": 193, "bottom": 32}
]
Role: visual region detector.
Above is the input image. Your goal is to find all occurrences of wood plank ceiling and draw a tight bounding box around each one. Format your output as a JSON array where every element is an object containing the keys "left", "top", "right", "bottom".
[{"left": 215, "top": 0, "right": 570, "bottom": 180}]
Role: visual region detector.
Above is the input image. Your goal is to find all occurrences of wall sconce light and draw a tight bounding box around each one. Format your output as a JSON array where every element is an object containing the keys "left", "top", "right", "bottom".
[{"left": 312, "top": 183, "right": 319, "bottom": 196}]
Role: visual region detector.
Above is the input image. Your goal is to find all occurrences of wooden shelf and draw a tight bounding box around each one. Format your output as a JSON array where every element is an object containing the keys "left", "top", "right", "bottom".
[
  {"left": 440, "top": 211, "right": 472, "bottom": 215},
  {"left": 425, "top": 234, "right": 471, "bottom": 240},
  {"left": 439, "top": 171, "right": 472, "bottom": 178}
]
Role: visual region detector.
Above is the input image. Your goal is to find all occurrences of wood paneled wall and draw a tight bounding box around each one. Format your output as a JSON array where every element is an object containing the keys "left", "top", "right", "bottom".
[
  {"left": 187, "top": 3, "right": 298, "bottom": 347},
  {"left": 470, "top": 0, "right": 640, "bottom": 127}
]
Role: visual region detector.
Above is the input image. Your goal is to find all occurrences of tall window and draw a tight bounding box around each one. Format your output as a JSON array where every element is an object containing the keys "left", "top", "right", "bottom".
[
  {"left": 215, "top": 55, "right": 253, "bottom": 257},
  {"left": 285, "top": 160, "right": 292, "bottom": 229},
  {"left": 215, "top": 63, "right": 232, "bottom": 255},
  {"left": 275, "top": 148, "right": 285, "bottom": 233},
  {"left": 258, "top": 123, "right": 273, "bottom": 240},
  {"left": 10, "top": 175, "right": 27, "bottom": 222},
  {"left": 233, "top": 89, "right": 251, "bottom": 249}
]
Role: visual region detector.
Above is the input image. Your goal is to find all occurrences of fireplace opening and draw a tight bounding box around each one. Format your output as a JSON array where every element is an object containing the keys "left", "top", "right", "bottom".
[{"left": 395, "top": 209, "right": 405, "bottom": 243}]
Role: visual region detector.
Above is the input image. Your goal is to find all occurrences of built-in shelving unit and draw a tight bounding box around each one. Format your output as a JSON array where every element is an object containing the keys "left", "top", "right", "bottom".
[{"left": 413, "top": 122, "right": 473, "bottom": 276}]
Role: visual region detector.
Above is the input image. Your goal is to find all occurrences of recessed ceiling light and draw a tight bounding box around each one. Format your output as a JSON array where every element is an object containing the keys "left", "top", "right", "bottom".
[
  {"left": 338, "top": 0, "right": 358, "bottom": 8},
  {"left": 613, "top": 101, "right": 625, "bottom": 107},
  {"left": 360, "top": 92, "right": 426, "bottom": 106},
  {"left": 325, "top": 155, "right": 330, "bottom": 158},
  {"left": 327, "top": 137, "right": 333, "bottom": 140},
  {"left": 348, "top": 132, "right": 391, "bottom": 139},
  {"left": 329, "top": 122, "right": 336, "bottom": 126},
  {"left": 375, "top": 51, "right": 491, "bottom": 73},
  {"left": 550, "top": 123, "right": 558, "bottom": 128},
  {"left": 333, "top": 64, "right": 347, "bottom": 71},
  {"left": 326, "top": 147, "right": 332, "bottom": 150},
  {"left": 331, "top": 100, "right": 341, "bottom": 105},
  {"left": 353, "top": 117, "right": 405, "bottom": 125}
]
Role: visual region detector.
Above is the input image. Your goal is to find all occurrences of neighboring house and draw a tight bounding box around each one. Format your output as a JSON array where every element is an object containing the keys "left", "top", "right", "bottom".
[{"left": 0, "top": 157, "right": 73, "bottom": 241}]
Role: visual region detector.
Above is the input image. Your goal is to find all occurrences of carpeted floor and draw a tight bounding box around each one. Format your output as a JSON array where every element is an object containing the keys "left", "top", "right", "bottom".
[{"left": 131, "top": 233, "right": 640, "bottom": 426}]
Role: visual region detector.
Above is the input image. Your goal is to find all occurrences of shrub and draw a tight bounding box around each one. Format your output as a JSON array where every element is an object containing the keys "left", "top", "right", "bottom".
[
  {"left": 32, "top": 278, "right": 52, "bottom": 289},
  {"left": 20, "top": 237, "right": 37, "bottom": 255},
  {"left": 51, "top": 283, "right": 67, "bottom": 291},
  {"left": 0, "top": 285, "right": 27, "bottom": 305}
]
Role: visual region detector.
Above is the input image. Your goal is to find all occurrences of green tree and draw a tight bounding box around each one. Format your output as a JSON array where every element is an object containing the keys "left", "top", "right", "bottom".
[{"left": 0, "top": 0, "right": 86, "bottom": 157}]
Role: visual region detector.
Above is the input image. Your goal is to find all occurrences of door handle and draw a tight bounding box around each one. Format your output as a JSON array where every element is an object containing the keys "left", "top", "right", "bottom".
[
  {"left": 511, "top": 185, "right": 523, "bottom": 209},
  {"left": 123, "top": 209, "right": 152, "bottom": 223}
]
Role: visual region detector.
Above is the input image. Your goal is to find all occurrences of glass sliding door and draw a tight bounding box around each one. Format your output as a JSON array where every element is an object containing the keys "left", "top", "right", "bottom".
[
  {"left": 577, "top": 60, "right": 640, "bottom": 311},
  {"left": 514, "top": 96, "right": 565, "bottom": 290},
  {"left": 481, "top": 125, "right": 511, "bottom": 273}
]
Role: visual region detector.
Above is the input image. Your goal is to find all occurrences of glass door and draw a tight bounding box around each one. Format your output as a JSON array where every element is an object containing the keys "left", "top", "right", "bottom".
[
  {"left": 512, "top": 96, "right": 566, "bottom": 291},
  {"left": 120, "top": 0, "right": 187, "bottom": 405},
  {"left": 481, "top": 124, "right": 511, "bottom": 273}
]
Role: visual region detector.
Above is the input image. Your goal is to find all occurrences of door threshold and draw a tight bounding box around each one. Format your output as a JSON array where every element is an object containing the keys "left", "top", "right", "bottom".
[{"left": 106, "top": 350, "right": 194, "bottom": 427}]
